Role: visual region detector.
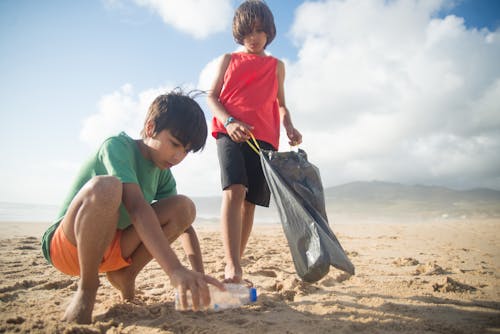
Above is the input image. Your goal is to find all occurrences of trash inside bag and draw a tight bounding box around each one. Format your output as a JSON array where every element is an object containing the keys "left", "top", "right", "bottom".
[{"left": 260, "top": 149, "right": 355, "bottom": 282}]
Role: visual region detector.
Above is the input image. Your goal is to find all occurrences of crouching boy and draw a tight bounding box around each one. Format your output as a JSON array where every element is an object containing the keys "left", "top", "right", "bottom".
[{"left": 42, "top": 89, "right": 222, "bottom": 323}]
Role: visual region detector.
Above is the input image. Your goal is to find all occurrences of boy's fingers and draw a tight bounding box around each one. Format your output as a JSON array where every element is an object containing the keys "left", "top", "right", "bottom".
[
  {"left": 197, "top": 278, "right": 211, "bottom": 307},
  {"left": 179, "top": 286, "right": 188, "bottom": 310},
  {"left": 205, "top": 275, "right": 225, "bottom": 290},
  {"left": 190, "top": 284, "right": 200, "bottom": 311}
]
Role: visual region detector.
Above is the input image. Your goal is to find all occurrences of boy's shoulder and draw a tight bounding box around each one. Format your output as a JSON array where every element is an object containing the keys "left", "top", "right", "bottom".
[
  {"left": 219, "top": 53, "right": 233, "bottom": 64},
  {"left": 101, "top": 132, "right": 134, "bottom": 148},
  {"left": 98, "top": 132, "right": 137, "bottom": 159}
]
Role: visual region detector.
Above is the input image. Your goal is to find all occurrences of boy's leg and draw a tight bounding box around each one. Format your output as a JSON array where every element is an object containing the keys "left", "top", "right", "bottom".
[
  {"left": 240, "top": 200, "right": 256, "bottom": 258},
  {"left": 221, "top": 184, "right": 246, "bottom": 283},
  {"left": 106, "top": 195, "right": 195, "bottom": 300},
  {"left": 215, "top": 134, "right": 249, "bottom": 283},
  {"left": 238, "top": 138, "right": 272, "bottom": 266},
  {"left": 60, "top": 176, "right": 122, "bottom": 324}
]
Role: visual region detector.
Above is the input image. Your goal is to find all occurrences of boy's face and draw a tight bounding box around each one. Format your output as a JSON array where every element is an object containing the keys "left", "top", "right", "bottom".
[
  {"left": 243, "top": 20, "right": 267, "bottom": 55},
  {"left": 146, "top": 129, "right": 189, "bottom": 170}
]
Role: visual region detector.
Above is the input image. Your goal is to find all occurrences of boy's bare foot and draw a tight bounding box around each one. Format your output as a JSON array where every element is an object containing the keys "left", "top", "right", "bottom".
[
  {"left": 106, "top": 268, "right": 136, "bottom": 301},
  {"left": 62, "top": 287, "right": 97, "bottom": 324},
  {"left": 224, "top": 263, "right": 243, "bottom": 284}
]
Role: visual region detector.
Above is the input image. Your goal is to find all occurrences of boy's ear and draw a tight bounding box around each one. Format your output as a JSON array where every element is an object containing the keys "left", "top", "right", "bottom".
[{"left": 145, "top": 119, "right": 156, "bottom": 137}]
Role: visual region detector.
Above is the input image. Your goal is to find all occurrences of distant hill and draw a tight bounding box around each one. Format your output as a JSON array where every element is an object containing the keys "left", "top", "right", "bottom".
[
  {"left": 325, "top": 180, "right": 500, "bottom": 201},
  {"left": 323, "top": 181, "right": 500, "bottom": 222}
]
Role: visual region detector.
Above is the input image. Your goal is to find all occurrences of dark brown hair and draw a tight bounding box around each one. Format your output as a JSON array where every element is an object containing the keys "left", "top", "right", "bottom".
[
  {"left": 141, "top": 89, "right": 207, "bottom": 152},
  {"left": 233, "top": 0, "right": 276, "bottom": 48}
]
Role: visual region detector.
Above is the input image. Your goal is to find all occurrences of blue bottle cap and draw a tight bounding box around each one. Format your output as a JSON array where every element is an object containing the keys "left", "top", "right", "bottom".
[{"left": 249, "top": 287, "right": 257, "bottom": 302}]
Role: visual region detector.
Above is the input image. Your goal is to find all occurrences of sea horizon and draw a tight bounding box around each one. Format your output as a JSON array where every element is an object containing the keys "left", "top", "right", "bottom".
[
  {"left": 0, "top": 201, "right": 281, "bottom": 225},
  {"left": 1, "top": 200, "right": 494, "bottom": 227}
]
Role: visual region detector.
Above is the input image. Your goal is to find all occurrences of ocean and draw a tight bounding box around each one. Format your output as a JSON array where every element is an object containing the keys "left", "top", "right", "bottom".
[
  {"left": 4, "top": 195, "right": 480, "bottom": 226},
  {"left": 0, "top": 202, "right": 59, "bottom": 222},
  {"left": 0, "top": 200, "right": 281, "bottom": 225}
]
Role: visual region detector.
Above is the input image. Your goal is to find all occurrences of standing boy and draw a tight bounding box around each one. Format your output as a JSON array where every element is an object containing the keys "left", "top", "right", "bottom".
[{"left": 207, "top": 0, "right": 302, "bottom": 284}]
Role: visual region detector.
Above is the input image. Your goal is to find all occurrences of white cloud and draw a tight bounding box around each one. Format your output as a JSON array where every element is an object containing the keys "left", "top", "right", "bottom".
[
  {"left": 80, "top": 84, "right": 177, "bottom": 148},
  {"left": 280, "top": 0, "right": 500, "bottom": 190},
  {"left": 197, "top": 55, "right": 222, "bottom": 91},
  {"left": 133, "top": 0, "right": 233, "bottom": 39}
]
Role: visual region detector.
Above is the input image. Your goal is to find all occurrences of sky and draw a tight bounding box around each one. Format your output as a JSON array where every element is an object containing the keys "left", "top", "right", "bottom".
[{"left": 1, "top": 0, "right": 499, "bottom": 205}]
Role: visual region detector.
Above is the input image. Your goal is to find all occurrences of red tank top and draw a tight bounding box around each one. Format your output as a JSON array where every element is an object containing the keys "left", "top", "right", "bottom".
[{"left": 211, "top": 52, "right": 280, "bottom": 149}]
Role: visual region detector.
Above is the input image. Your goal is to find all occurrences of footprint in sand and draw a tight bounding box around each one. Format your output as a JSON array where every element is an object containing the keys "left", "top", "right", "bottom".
[
  {"left": 393, "top": 257, "right": 419, "bottom": 267},
  {"left": 321, "top": 271, "right": 352, "bottom": 286},
  {"left": 5, "top": 261, "right": 23, "bottom": 268},
  {"left": 432, "top": 276, "right": 477, "bottom": 293},
  {"left": 320, "top": 277, "right": 337, "bottom": 287},
  {"left": 280, "top": 289, "right": 296, "bottom": 301},
  {"left": 347, "top": 250, "right": 359, "bottom": 257},
  {"left": 414, "top": 262, "right": 449, "bottom": 275},
  {"left": 0, "top": 280, "right": 41, "bottom": 293},
  {"left": 271, "top": 281, "right": 297, "bottom": 301},
  {"left": 37, "top": 279, "right": 75, "bottom": 290},
  {"left": 5, "top": 316, "right": 25, "bottom": 325},
  {"left": 253, "top": 269, "right": 277, "bottom": 278},
  {"left": 0, "top": 292, "right": 18, "bottom": 302},
  {"left": 14, "top": 245, "right": 37, "bottom": 250},
  {"left": 14, "top": 237, "right": 38, "bottom": 250},
  {"left": 0, "top": 280, "right": 45, "bottom": 303},
  {"left": 334, "top": 272, "right": 352, "bottom": 283},
  {"left": 267, "top": 276, "right": 325, "bottom": 302}
]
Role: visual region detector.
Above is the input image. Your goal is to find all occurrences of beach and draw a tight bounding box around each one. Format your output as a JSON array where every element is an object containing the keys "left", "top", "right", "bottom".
[{"left": 0, "top": 219, "right": 499, "bottom": 333}]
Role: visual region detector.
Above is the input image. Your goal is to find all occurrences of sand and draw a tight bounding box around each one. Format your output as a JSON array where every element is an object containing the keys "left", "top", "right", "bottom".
[{"left": 0, "top": 219, "right": 499, "bottom": 333}]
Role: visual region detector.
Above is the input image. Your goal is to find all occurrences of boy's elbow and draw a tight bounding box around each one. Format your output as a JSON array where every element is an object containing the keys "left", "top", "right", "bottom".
[
  {"left": 183, "top": 224, "right": 196, "bottom": 236},
  {"left": 206, "top": 94, "right": 219, "bottom": 107}
]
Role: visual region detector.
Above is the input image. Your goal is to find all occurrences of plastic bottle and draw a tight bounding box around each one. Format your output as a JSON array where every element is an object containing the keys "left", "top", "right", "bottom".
[{"left": 175, "top": 283, "right": 257, "bottom": 311}]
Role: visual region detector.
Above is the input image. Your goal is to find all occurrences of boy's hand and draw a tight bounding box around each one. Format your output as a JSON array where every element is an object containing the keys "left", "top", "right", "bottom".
[
  {"left": 170, "top": 266, "right": 224, "bottom": 311},
  {"left": 287, "top": 127, "right": 302, "bottom": 146},
  {"left": 226, "top": 120, "right": 254, "bottom": 143}
]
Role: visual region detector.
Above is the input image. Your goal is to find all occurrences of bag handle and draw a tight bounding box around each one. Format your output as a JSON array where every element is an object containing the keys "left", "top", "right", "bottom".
[{"left": 246, "top": 132, "right": 260, "bottom": 155}]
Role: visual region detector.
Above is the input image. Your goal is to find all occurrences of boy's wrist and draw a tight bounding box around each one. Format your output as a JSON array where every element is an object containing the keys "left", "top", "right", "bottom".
[{"left": 224, "top": 116, "right": 235, "bottom": 128}]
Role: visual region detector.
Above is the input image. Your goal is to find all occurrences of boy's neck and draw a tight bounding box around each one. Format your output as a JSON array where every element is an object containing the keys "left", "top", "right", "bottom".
[
  {"left": 243, "top": 50, "right": 267, "bottom": 56},
  {"left": 136, "top": 139, "right": 151, "bottom": 161}
]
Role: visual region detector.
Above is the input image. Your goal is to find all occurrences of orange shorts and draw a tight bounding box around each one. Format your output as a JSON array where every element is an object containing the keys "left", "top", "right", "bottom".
[{"left": 50, "top": 225, "right": 131, "bottom": 276}]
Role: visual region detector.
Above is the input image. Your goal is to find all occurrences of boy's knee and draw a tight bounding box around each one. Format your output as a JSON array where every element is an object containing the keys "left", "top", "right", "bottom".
[
  {"left": 86, "top": 176, "right": 122, "bottom": 207},
  {"left": 176, "top": 195, "right": 196, "bottom": 223},
  {"left": 224, "top": 184, "right": 247, "bottom": 200}
]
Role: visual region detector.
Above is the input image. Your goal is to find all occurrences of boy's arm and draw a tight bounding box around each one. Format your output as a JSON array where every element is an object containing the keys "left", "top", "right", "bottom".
[
  {"left": 123, "top": 183, "right": 182, "bottom": 274},
  {"left": 207, "top": 53, "right": 232, "bottom": 124},
  {"left": 180, "top": 225, "right": 205, "bottom": 274},
  {"left": 207, "top": 53, "right": 253, "bottom": 143},
  {"left": 122, "top": 183, "right": 221, "bottom": 309},
  {"left": 277, "top": 60, "right": 302, "bottom": 146}
]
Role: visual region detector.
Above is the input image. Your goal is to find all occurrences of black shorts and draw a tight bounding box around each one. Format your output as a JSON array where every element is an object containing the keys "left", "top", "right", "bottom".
[{"left": 216, "top": 133, "right": 275, "bottom": 207}]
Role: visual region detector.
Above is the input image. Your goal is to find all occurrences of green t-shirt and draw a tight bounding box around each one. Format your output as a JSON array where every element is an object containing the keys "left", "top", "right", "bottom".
[{"left": 41, "top": 132, "right": 177, "bottom": 264}]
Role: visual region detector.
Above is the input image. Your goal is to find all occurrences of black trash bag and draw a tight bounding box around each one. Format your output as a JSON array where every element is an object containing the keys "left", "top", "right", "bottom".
[{"left": 260, "top": 148, "right": 355, "bottom": 282}]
